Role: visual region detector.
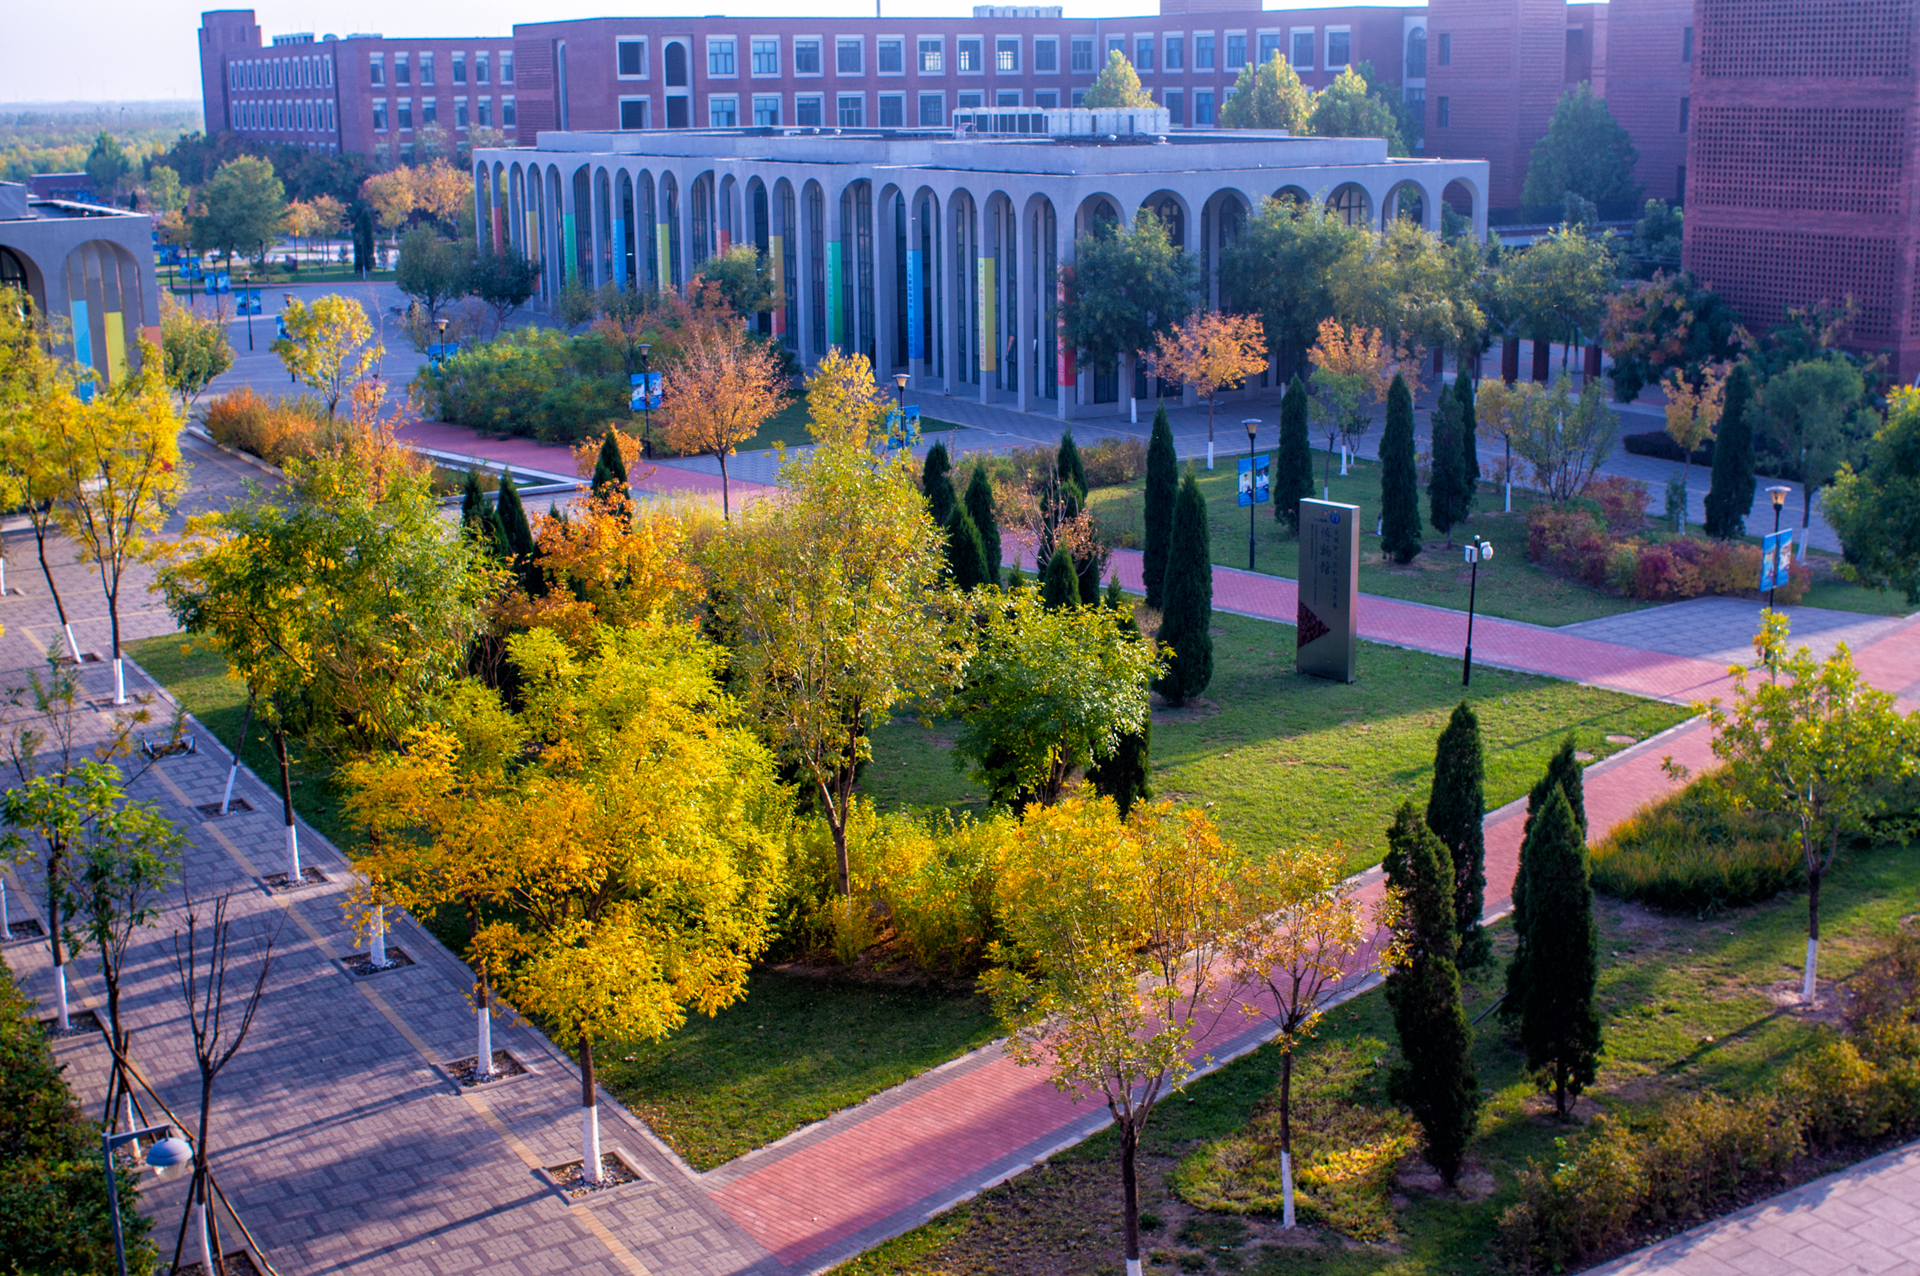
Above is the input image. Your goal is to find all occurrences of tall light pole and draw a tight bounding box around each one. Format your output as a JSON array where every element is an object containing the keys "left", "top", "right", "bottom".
[
  {"left": 1767, "top": 484, "right": 1791, "bottom": 610},
  {"left": 1243, "top": 417, "right": 1261, "bottom": 570},
  {"left": 1461, "top": 534, "right": 1493, "bottom": 686},
  {"left": 104, "top": 1125, "right": 192, "bottom": 1276},
  {"left": 432, "top": 316, "right": 450, "bottom": 370},
  {"left": 895, "top": 372, "right": 909, "bottom": 445},
  {"left": 637, "top": 342, "right": 654, "bottom": 459}
]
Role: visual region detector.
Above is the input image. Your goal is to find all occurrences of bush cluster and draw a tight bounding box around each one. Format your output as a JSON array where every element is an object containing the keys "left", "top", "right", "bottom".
[
  {"left": 1621, "top": 430, "right": 1713, "bottom": 466},
  {"left": 1590, "top": 776, "right": 1802, "bottom": 912},
  {"left": 954, "top": 436, "right": 1147, "bottom": 497},
  {"left": 417, "top": 327, "right": 630, "bottom": 443},
  {"left": 1498, "top": 921, "right": 1920, "bottom": 1273},
  {"left": 202, "top": 387, "right": 333, "bottom": 469},
  {"left": 1527, "top": 505, "right": 1811, "bottom": 603}
]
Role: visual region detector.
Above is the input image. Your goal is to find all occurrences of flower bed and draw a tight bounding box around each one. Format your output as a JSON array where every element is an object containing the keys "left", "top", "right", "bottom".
[{"left": 1526, "top": 504, "right": 1811, "bottom": 604}]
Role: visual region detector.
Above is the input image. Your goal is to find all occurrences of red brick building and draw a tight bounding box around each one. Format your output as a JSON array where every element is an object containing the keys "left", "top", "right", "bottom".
[{"left": 1681, "top": 0, "right": 1920, "bottom": 380}]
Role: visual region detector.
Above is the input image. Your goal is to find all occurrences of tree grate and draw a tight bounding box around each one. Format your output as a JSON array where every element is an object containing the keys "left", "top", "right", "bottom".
[
  {"left": 196, "top": 799, "right": 256, "bottom": 817},
  {"left": 341, "top": 946, "right": 415, "bottom": 977},
  {"left": 259, "top": 866, "right": 329, "bottom": 890}
]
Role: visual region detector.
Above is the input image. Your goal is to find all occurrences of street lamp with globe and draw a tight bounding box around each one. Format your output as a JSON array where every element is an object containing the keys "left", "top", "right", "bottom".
[{"left": 104, "top": 1126, "right": 192, "bottom": 1276}]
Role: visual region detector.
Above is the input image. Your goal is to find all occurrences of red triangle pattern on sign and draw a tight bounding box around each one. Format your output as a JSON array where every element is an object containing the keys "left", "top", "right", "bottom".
[{"left": 1297, "top": 601, "right": 1329, "bottom": 646}]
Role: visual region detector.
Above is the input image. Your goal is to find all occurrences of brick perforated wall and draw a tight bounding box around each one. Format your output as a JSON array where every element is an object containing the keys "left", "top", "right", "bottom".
[
  {"left": 1692, "top": 107, "right": 1908, "bottom": 215},
  {"left": 1699, "top": 0, "right": 1913, "bottom": 78},
  {"left": 1690, "top": 226, "right": 1899, "bottom": 338}
]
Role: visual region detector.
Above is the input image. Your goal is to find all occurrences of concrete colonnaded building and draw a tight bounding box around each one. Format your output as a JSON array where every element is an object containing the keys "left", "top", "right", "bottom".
[
  {"left": 474, "top": 111, "right": 1486, "bottom": 419},
  {"left": 0, "top": 182, "right": 161, "bottom": 385}
]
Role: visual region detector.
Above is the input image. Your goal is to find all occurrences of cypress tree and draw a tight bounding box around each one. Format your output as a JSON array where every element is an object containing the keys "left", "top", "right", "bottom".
[
  {"left": 1041, "top": 548, "right": 1080, "bottom": 608},
  {"left": 964, "top": 465, "right": 1002, "bottom": 587},
  {"left": 1504, "top": 737, "right": 1587, "bottom": 1020},
  {"left": 1006, "top": 562, "right": 1025, "bottom": 590},
  {"left": 1380, "top": 373, "right": 1423, "bottom": 563},
  {"left": 1517, "top": 787, "right": 1602, "bottom": 1118},
  {"left": 1383, "top": 802, "right": 1481, "bottom": 1186},
  {"left": 494, "top": 469, "right": 541, "bottom": 596},
  {"left": 1456, "top": 374, "right": 1480, "bottom": 515},
  {"left": 1428, "top": 389, "right": 1469, "bottom": 546},
  {"left": 1143, "top": 405, "right": 1178, "bottom": 608},
  {"left": 1426, "top": 701, "right": 1489, "bottom": 968},
  {"left": 1077, "top": 549, "right": 1103, "bottom": 605},
  {"left": 459, "top": 470, "right": 490, "bottom": 545},
  {"left": 1057, "top": 428, "right": 1087, "bottom": 495},
  {"left": 1703, "top": 363, "right": 1757, "bottom": 540},
  {"left": 1274, "top": 375, "right": 1314, "bottom": 532},
  {"left": 1089, "top": 596, "right": 1152, "bottom": 816},
  {"left": 591, "top": 430, "right": 629, "bottom": 500},
  {"left": 1153, "top": 469, "right": 1214, "bottom": 705},
  {"left": 1104, "top": 574, "right": 1127, "bottom": 610},
  {"left": 945, "top": 505, "right": 992, "bottom": 590},
  {"left": 923, "top": 442, "right": 957, "bottom": 527}
]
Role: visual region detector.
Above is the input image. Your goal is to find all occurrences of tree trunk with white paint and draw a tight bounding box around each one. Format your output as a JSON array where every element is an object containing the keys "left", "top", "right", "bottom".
[
  {"left": 580, "top": 1031, "right": 601, "bottom": 1183},
  {"left": 370, "top": 904, "right": 387, "bottom": 967}
]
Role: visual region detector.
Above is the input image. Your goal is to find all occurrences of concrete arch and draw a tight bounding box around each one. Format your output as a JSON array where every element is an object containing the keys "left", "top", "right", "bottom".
[
  {"left": 1442, "top": 177, "right": 1478, "bottom": 222},
  {"left": 773, "top": 177, "right": 798, "bottom": 346},
  {"left": 1381, "top": 178, "right": 1430, "bottom": 232},
  {"left": 1326, "top": 182, "right": 1372, "bottom": 229},
  {"left": 907, "top": 185, "right": 944, "bottom": 383},
  {"left": 616, "top": 168, "right": 637, "bottom": 289},
  {"left": 660, "top": 170, "right": 682, "bottom": 289},
  {"left": 719, "top": 173, "right": 739, "bottom": 254},
  {"left": 594, "top": 166, "right": 614, "bottom": 287},
  {"left": 1021, "top": 190, "right": 1062, "bottom": 408},
  {"left": 688, "top": 170, "right": 716, "bottom": 273},
  {"left": 570, "top": 165, "right": 593, "bottom": 285},
  {"left": 1140, "top": 189, "right": 1191, "bottom": 250},
  {"left": 1273, "top": 184, "right": 1313, "bottom": 208},
  {"left": 946, "top": 186, "right": 979, "bottom": 389},
  {"left": 634, "top": 168, "right": 659, "bottom": 289},
  {"left": 62, "top": 239, "right": 147, "bottom": 382},
  {"left": 801, "top": 178, "right": 827, "bottom": 358},
  {"left": 1075, "top": 192, "right": 1123, "bottom": 238}
]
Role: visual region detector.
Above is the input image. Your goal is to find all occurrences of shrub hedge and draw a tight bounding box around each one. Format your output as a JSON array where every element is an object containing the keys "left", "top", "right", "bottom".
[
  {"left": 416, "top": 328, "right": 630, "bottom": 444},
  {"left": 1591, "top": 777, "right": 1802, "bottom": 912},
  {"left": 1527, "top": 505, "right": 1811, "bottom": 604},
  {"left": 202, "top": 387, "right": 333, "bottom": 469}
]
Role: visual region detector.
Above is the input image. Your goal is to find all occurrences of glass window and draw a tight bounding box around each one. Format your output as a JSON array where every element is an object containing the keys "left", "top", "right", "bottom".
[
  {"left": 754, "top": 94, "right": 780, "bottom": 125},
  {"left": 1260, "top": 33, "right": 1282, "bottom": 64},
  {"left": 501, "top": 95, "right": 516, "bottom": 126},
  {"left": 997, "top": 38, "right": 1019, "bottom": 72},
  {"left": 422, "top": 97, "right": 437, "bottom": 126},
  {"left": 711, "top": 95, "right": 738, "bottom": 126},
  {"left": 477, "top": 52, "right": 490, "bottom": 83},
  {"left": 455, "top": 97, "right": 470, "bottom": 127},
  {"left": 620, "top": 98, "right": 648, "bottom": 128},
  {"left": 1136, "top": 37, "right": 1153, "bottom": 71},
  {"left": 837, "top": 93, "right": 864, "bottom": 126},
  {"left": 369, "top": 55, "right": 385, "bottom": 86},
  {"left": 1436, "top": 95, "right": 1449, "bottom": 126},
  {"left": 501, "top": 52, "right": 514, "bottom": 83},
  {"left": 453, "top": 53, "right": 467, "bottom": 84},
  {"left": 752, "top": 39, "right": 778, "bottom": 75},
  {"left": 1682, "top": 26, "right": 1693, "bottom": 62},
  {"left": 957, "top": 90, "right": 982, "bottom": 109},
  {"left": 1107, "top": 36, "right": 1125, "bottom": 60},
  {"left": 1035, "top": 88, "right": 1058, "bottom": 108},
  {"left": 1195, "top": 90, "right": 1214, "bottom": 125},
  {"left": 1164, "top": 87, "right": 1184, "bottom": 123},
  {"left": 1034, "top": 38, "right": 1057, "bottom": 72},
  {"left": 1070, "top": 88, "right": 1086, "bottom": 106},
  {"left": 837, "top": 38, "right": 862, "bottom": 74},
  {"left": 1438, "top": 33, "right": 1451, "bottom": 65},
  {"left": 958, "top": 38, "right": 982, "bottom": 72},
  {"left": 1679, "top": 95, "right": 1689, "bottom": 131},
  {"left": 396, "top": 53, "right": 411, "bottom": 85},
  {"left": 794, "top": 40, "right": 821, "bottom": 74},
  {"left": 796, "top": 94, "right": 823, "bottom": 126},
  {"left": 995, "top": 89, "right": 1020, "bottom": 106},
  {"left": 918, "top": 91, "right": 944, "bottom": 125},
  {"left": 1165, "top": 36, "right": 1184, "bottom": 70},
  {"left": 420, "top": 54, "right": 435, "bottom": 85},
  {"left": 373, "top": 99, "right": 388, "bottom": 130},
  {"left": 919, "top": 39, "right": 943, "bottom": 73},
  {"left": 1226, "top": 33, "right": 1247, "bottom": 68},
  {"left": 878, "top": 39, "right": 903, "bottom": 73},
  {"left": 618, "top": 40, "right": 645, "bottom": 76},
  {"left": 478, "top": 97, "right": 492, "bottom": 126},
  {"left": 1327, "top": 30, "right": 1350, "bottom": 67},
  {"left": 1071, "top": 38, "right": 1093, "bottom": 72},
  {"left": 879, "top": 92, "right": 904, "bottom": 126},
  {"left": 398, "top": 98, "right": 412, "bottom": 129},
  {"left": 1291, "top": 31, "right": 1314, "bottom": 69},
  {"left": 1195, "top": 35, "right": 1215, "bottom": 70},
  {"left": 709, "top": 39, "right": 736, "bottom": 76}
]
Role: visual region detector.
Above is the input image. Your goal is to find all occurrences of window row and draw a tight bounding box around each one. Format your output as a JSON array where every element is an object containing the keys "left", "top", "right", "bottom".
[
  {"left": 372, "top": 96, "right": 515, "bottom": 131},
  {"left": 368, "top": 50, "right": 512, "bottom": 87},
  {"left": 233, "top": 98, "right": 338, "bottom": 132},
  {"left": 229, "top": 55, "right": 334, "bottom": 91},
  {"left": 607, "top": 85, "right": 1262, "bottom": 130}
]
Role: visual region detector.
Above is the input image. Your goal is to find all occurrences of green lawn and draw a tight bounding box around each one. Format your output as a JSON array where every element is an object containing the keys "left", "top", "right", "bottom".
[
  {"left": 841, "top": 839, "right": 1920, "bottom": 1276},
  {"left": 866, "top": 610, "right": 1690, "bottom": 877}
]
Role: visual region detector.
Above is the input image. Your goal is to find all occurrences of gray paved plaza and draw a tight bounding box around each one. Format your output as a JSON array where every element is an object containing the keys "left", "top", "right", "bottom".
[{"left": 1561, "top": 597, "right": 1913, "bottom": 668}]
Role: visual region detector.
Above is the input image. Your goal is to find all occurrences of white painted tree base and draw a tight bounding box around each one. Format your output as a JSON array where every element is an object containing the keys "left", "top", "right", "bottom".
[
  {"left": 55, "top": 962, "right": 69, "bottom": 1032},
  {"left": 1126, "top": 1260, "right": 1142, "bottom": 1276},
  {"left": 1804, "top": 938, "right": 1819, "bottom": 1003},
  {"left": 1282, "top": 1151, "right": 1296, "bottom": 1228},
  {"left": 63, "top": 623, "right": 81, "bottom": 663},
  {"left": 1207, "top": 441, "right": 1214, "bottom": 470},
  {"left": 286, "top": 824, "right": 301, "bottom": 883},
  {"left": 477, "top": 1004, "right": 493, "bottom": 1078},
  {"left": 191, "top": 1200, "right": 214, "bottom": 1275},
  {"left": 370, "top": 905, "right": 387, "bottom": 967},
  {"left": 113, "top": 657, "right": 126, "bottom": 705},
  {"left": 582, "top": 1104, "right": 602, "bottom": 1183}
]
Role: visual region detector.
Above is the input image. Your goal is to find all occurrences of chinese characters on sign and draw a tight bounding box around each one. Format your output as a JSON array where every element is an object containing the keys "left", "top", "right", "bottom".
[{"left": 1296, "top": 498, "right": 1358, "bottom": 682}]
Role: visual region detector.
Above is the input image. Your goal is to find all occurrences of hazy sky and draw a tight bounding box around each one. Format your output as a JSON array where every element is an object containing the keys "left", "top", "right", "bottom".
[{"left": 2, "top": 0, "right": 1415, "bottom": 105}]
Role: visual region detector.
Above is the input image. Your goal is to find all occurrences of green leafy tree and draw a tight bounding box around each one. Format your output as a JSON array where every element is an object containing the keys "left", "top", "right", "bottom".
[
  {"left": 1428, "top": 381, "right": 1470, "bottom": 544},
  {"left": 84, "top": 131, "right": 132, "bottom": 201},
  {"left": 395, "top": 228, "right": 474, "bottom": 323},
  {"left": 694, "top": 243, "right": 779, "bottom": 318},
  {"left": 1382, "top": 802, "right": 1480, "bottom": 1184},
  {"left": 1059, "top": 211, "right": 1196, "bottom": 417},
  {"left": 469, "top": 248, "right": 542, "bottom": 335},
  {"left": 1219, "top": 53, "right": 1315, "bottom": 132},
  {"left": 1757, "top": 357, "right": 1873, "bottom": 545},
  {"left": 1222, "top": 202, "right": 1364, "bottom": 377},
  {"left": 1496, "top": 226, "right": 1616, "bottom": 376},
  {"left": 1516, "top": 786, "right": 1601, "bottom": 1117},
  {"left": 1273, "top": 374, "right": 1314, "bottom": 531},
  {"left": 459, "top": 468, "right": 492, "bottom": 544},
  {"left": 1521, "top": 83, "right": 1642, "bottom": 211},
  {"left": 1503, "top": 736, "right": 1586, "bottom": 1020},
  {"left": 950, "top": 587, "right": 1158, "bottom": 807},
  {"left": 1082, "top": 49, "right": 1155, "bottom": 108},
  {"left": 272, "top": 293, "right": 381, "bottom": 416},
  {"left": 1828, "top": 388, "right": 1920, "bottom": 601},
  {"left": 1154, "top": 469, "right": 1213, "bottom": 705},
  {"left": 1703, "top": 363, "right": 1758, "bottom": 539},
  {"left": 1601, "top": 271, "right": 1744, "bottom": 403},
  {"left": 964, "top": 464, "right": 1002, "bottom": 586},
  {"left": 1708, "top": 614, "right": 1915, "bottom": 1003},
  {"left": 945, "top": 504, "right": 993, "bottom": 591},
  {"left": 1456, "top": 374, "right": 1480, "bottom": 511},
  {"left": 158, "top": 294, "right": 233, "bottom": 410},
  {"left": 1426, "top": 702, "right": 1488, "bottom": 967},
  {"left": 923, "top": 440, "right": 956, "bottom": 527},
  {"left": 1143, "top": 405, "right": 1178, "bottom": 605},
  {"left": 1380, "top": 373, "right": 1422, "bottom": 563},
  {"left": 189, "top": 156, "right": 287, "bottom": 269},
  {"left": 1307, "top": 67, "right": 1407, "bottom": 155},
  {"left": 144, "top": 164, "right": 186, "bottom": 215}
]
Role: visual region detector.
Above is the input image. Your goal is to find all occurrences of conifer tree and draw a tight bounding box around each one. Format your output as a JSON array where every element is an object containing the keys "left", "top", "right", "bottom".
[
  {"left": 1456, "top": 374, "right": 1480, "bottom": 515},
  {"left": 1041, "top": 548, "right": 1080, "bottom": 609},
  {"left": 1427, "top": 389, "right": 1469, "bottom": 546},
  {"left": 459, "top": 469, "right": 490, "bottom": 545},
  {"left": 1427, "top": 701, "right": 1489, "bottom": 967},
  {"left": 1504, "top": 737, "right": 1587, "bottom": 1019},
  {"left": 1380, "top": 373, "right": 1423, "bottom": 563},
  {"left": 945, "top": 504, "right": 992, "bottom": 591},
  {"left": 1382, "top": 802, "right": 1480, "bottom": 1185},
  {"left": 1517, "top": 786, "right": 1602, "bottom": 1118},
  {"left": 964, "top": 465, "right": 1002, "bottom": 587},
  {"left": 494, "top": 470, "right": 541, "bottom": 596},
  {"left": 1104, "top": 574, "right": 1127, "bottom": 610},
  {"left": 591, "top": 430, "right": 629, "bottom": 501},
  {"left": 923, "top": 441, "right": 957, "bottom": 527},
  {"left": 1057, "top": 428, "right": 1087, "bottom": 495},
  {"left": 1154, "top": 469, "right": 1213, "bottom": 704},
  {"left": 1143, "top": 404, "right": 1178, "bottom": 607},
  {"left": 1089, "top": 585, "right": 1152, "bottom": 815},
  {"left": 1703, "top": 363, "right": 1756, "bottom": 540},
  {"left": 1273, "top": 374, "right": 1314, "bottom": 531}
]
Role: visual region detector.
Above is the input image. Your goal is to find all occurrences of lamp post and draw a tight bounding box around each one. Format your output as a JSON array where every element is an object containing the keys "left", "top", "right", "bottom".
[
  {"left": 433, "top": 316, "right": 449, "bottom": 370},
  {"left": 1461, "top": 534, "right": 1493, "bottom": 686},
  {"left": 1767, "top": 485, "right": 1791, "bottom": 610},
  {"left": 638, "top": 343, "right": 654, "bottom": 459},
  {"left": 1244, "top": 417, "right": 1261, "bottom": 570},
  {"left": 284, "top": 293, "right": 297, "bottom": 383},
  {"left": 895, "top": 372, "right": 909, "bottom": 447},
  {"left": 104, "top": 1125, "right": 192, "bottom": 1276},
  {"left": 242, "top": 266, "right": 254, "bottom": 352}
]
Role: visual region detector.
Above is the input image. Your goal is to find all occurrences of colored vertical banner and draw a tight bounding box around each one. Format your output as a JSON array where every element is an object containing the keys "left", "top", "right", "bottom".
[
  {"left": 102, "top": 313, "right": 127, "bottom": 385},
  {"left": 1056, "top": 277, "right": 1074, "bottom": 389},
  {"left": 769, "top": 234, "right": 786, "bottom": 336},
  {"left": 563, "top": 214, "right": 577, "bottom": 284},
  {"left": 656, "top": 224, "right": 672, "bottom": 289},
  {"left": 492, "top": 195, "right": 506, "bottom": 253},
  {"left": 826, "top": 241, "right": 844, "bottom": 349},
  {"left": 1759, "top": 529, "right": 1795, "bottom": 592},
  {"left": 977, "top": 257, "right": 995, "bottom": 372},
  {"left": 612, "top": 217, "right": 627, "bottom": 287},
  {"left": 70, "top": 300, "right": 93, "bottom": 373},
  {"left": 718, "top": 228, "right": 730, "bottom": 253},
  {"left": 906, "top": 248, "right": 924, "bottom": 362}
]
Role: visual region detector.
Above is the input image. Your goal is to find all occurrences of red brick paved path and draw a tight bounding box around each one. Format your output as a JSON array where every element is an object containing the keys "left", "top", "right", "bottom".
[{"left": 397, "top": 420, "right": 777, "bottom": 506}]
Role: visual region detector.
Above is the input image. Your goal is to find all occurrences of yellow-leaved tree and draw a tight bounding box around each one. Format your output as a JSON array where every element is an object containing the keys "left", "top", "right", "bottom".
[
  {"left": 0, "top": 302, "right": 82, "bottom": 657},
  {"left": 803, "top": 347, "right": 891, "bottom": 450},
  {"left": 659, "top": 303, "right": 789, "bottom": 518},
  {"left": 1306, "top": 318, "right": 1393, "bottom": 490},
  {"left": 348, "top": 621, "right": 788, "bottom": 1180},
  {"left": 499, "top": 490, "right": 701, "bottom": 647},
  {"left": 1662, "top": 360, "right": 1730, "bottom": 517},
  {"left": 1146, "top": 310, "right": 1268, "bottom": 461},
  {"left": 273, "top": 293, "right": 382, "bottom": 416}
]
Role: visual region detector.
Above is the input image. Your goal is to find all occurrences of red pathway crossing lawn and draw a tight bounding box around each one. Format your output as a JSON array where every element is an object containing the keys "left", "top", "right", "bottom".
[{"left": 395, "top": 419, "right": 777, "bottom": 504}]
